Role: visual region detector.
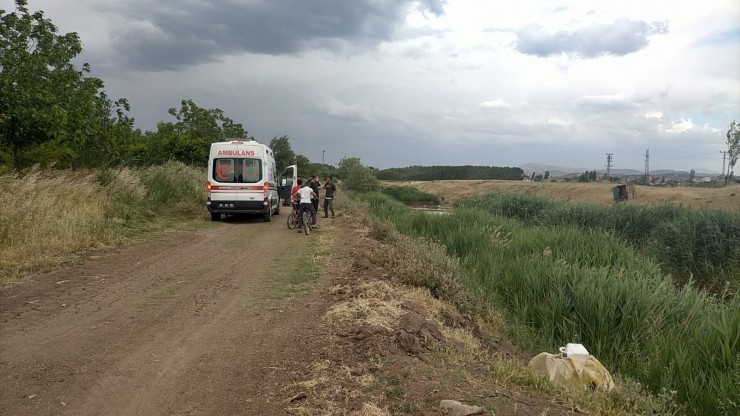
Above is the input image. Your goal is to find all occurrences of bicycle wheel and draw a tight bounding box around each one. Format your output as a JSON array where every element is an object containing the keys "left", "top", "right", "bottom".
[
  {"left": 302, "top": 211, "right": 311, "bottom": 235},
  {"left": 287, "top": 211, "right": 298, "bottom": 229}
]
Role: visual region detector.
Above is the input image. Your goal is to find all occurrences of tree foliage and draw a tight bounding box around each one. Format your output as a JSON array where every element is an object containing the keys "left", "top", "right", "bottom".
[
  {"left": 576, "top": 170, "right": 599, "bottom": 182},
  {"left": 132, "top": 99, "right": 248, "bottom": 165},
  {"left": 167, "top": 99, "right": 246, "bottom": 142},
  {"left": 375, "top": 165, "right": 523, "bottom": 181},
  {"left": 337, "top": 157, "right": 380, "bottom": 193},
  {"left": 0, "top": 0, "right": 134, "bottom": 168},
  {"left": 269, "top": 135, "right": 296, "bottom": 172}
]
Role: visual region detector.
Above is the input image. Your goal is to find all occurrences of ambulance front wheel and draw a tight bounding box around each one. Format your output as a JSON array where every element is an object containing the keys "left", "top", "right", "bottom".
[{"left": 211, "top": 212, "right": 221, "bottom": 221}]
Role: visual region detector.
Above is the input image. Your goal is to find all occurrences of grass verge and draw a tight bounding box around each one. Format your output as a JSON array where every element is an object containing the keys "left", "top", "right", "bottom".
[{"left": 0, "top": 162, "right": 209, "bottom": 286}]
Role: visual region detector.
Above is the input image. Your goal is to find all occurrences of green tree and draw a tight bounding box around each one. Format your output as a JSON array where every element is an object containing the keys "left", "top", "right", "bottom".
[
  {"left": 168, "top": 99, "right": 246, "bottom": 142},
  {"left": 296, "top": 154, "right": 311, "bottom": 178},
  {"left": 689, "top": 168, "right": 695, "bottom": 184},
  {"left": 726, "top": 120, "right": 740, "bottom": 185},
  {"left": 544, "top": 170, "right": 550, "bottom": 180},
  {"left": 0, "top": 0, "right": 133, "bottom": 168},
  {"left": 149, "top": 99, "right": 248, "bottom": 165},
  {"left": 307, "top": 163, "right": 338, "bottom": 180},
  {"left": 269, "top": 135, "right": 296, "bottom": 172},
  {"left": 337, "top": 157, "right": 380, "bottom": 192}
]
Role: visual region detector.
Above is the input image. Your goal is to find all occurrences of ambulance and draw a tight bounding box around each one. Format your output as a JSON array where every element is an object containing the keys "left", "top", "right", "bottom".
[{"left": 206, "top": 139, "right": 296, "bottom": 221}]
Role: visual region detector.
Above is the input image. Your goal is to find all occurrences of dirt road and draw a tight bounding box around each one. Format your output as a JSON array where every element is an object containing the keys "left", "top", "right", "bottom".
[
  {"left": 2, "top": 210, "right": 587, "bottom": 416},
  {"left": 1, "top": 216, "right": 330, "bottom": 416}
]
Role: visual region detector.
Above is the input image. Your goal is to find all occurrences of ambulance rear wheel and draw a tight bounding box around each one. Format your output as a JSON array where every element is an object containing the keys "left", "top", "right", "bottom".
[
  {"left": 263, "top": 203, "right": 273, "bottom": 222},
  {"left": 274, "top": 200, "right": 281, "bottom": 215},
  {"left": 211, "top": 212, "right": 221, "bottom": 221}
]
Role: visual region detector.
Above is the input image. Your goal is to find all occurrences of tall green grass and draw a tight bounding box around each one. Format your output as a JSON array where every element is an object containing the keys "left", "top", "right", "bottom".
[
  {"left": 381, "top": 185, "right": 441, "bottom": 206},
  {"left": 456, "top": 193, "right": 740, "bottom": 292},
  {"left": 361, "top": 192, "right": 740, "bottom": 415},
  {"left": 0, "top": 161, "right": 207, "bottom": 283}
]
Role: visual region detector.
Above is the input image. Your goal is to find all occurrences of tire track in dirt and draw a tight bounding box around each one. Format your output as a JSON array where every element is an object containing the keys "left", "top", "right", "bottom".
[{"left": 1, "top": 216, "right": 329, "bottom": 415}]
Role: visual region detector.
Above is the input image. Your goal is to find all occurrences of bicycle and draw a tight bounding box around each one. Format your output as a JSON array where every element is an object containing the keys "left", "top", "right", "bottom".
[
  {"left": 287, "top": 203, "right": 300, "bottom": 230},
  {"left": 291, "top": 201, "right": 316, "bottom": 235},
  {"left": 301, "top": 208, "right": 313, "bottom": 235}
]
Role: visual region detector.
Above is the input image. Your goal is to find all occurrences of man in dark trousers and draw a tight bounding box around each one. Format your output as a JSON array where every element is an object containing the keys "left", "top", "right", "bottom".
[
  {"left": 309, "top": 175, "right": 320, "bottom": 212},
  {"left": 323, "top": 176, "right": 337, "bottom": 218}
]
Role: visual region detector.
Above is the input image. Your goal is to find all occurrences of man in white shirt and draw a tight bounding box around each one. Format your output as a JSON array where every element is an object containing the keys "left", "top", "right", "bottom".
[{"left": 293, "top": 179, "right": 318, "bottom": 229}]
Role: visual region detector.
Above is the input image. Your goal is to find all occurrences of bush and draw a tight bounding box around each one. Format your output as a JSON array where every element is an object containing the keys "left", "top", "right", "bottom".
[
  {"left": 337, "top": 157, "right": 380, "bottom": 193},
  {"left": 139, "top": 161, "right": 206, "bottom": 213},
  {"left": 381, "top": 185, "right": 440, "bottom": 206}
]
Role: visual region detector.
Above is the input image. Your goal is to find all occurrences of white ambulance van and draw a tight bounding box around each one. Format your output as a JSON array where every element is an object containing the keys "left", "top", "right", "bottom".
[{"left": 206, "top": 139, "right": 295, "bottom": 222}]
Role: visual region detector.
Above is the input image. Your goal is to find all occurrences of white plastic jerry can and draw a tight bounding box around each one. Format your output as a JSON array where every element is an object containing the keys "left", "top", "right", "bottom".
[{"left": 559, "top": 343, "right": 589, "bottom": 358}]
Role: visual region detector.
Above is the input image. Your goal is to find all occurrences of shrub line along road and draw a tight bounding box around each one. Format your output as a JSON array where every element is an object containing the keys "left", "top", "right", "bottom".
[{"left": 0, "top": 217, "right": 328, "bottom": 415}]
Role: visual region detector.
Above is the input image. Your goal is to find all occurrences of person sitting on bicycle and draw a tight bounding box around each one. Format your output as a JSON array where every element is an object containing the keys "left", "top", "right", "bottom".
[
  {"left": 290, "top": 178, "right": 302, "bottom": 212},
  {"left": 294, "top": 180, "right": 318, "bottom": 228}
]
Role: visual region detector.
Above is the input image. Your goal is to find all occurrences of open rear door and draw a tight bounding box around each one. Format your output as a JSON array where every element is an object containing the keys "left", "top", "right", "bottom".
[{"left": 278, "top": 165, "right": 297, "bottom": 206}]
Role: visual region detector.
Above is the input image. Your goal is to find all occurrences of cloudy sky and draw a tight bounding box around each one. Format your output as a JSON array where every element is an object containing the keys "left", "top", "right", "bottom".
[{"left": 4, "top": 0, "right": 739, "bottom": 172}]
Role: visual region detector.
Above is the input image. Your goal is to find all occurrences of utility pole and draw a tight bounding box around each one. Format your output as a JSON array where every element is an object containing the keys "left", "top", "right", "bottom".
[
  {"left": 720, "top": 150, "right": 727, "bottom": 184},
  {"left": 643, "top": 149, "right": 650, "bottom": 185},
  {"left": 322, "top": 150, "right": 325, "bottom": 165},
  {"left": 605, "top": 153, "right": 613, "bottom": 182}
]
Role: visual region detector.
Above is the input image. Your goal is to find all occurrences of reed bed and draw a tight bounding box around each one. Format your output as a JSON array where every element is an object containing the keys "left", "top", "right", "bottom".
[
  {"left": 381, "top": 185, "right": 441, "bottom": 206},
  {"left": 361, "top": 192, "right": 739, "bottom": 415},
  {"left": 456, "top": 193, "right": 740, "bottom": 292}
]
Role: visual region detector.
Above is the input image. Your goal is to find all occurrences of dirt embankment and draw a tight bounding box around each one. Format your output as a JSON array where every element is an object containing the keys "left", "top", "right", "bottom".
[{"left": 1, "top": 212, "right": 581, "bottom": 415}]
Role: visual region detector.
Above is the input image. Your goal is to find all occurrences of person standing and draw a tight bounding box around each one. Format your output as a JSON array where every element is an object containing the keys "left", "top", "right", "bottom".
[
  {"left": 309, "top": 175, "right": 320, "bottom": 212},
  {"left": 322, "top": 176, "right": 337, "bottom": 218},
  {"left": 295, "top": 180, "right": 318, "bottom": 229}
]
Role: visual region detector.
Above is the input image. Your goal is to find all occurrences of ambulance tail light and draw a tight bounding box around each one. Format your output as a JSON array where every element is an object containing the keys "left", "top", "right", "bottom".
[
  {"left": 263, "top": 182, "right": 270, "bottom": 202},
  {"left": 207, "top": 181, "right": 212, "bottom": 201}
]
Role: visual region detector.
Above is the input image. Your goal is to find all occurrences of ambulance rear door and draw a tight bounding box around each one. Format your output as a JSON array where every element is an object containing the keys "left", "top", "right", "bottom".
[
  {"left": 278, "top": 165, "right": 297, "bottom": 205},
  {"left": 209, "top": 142, "right": 265, "bottom": 214}
]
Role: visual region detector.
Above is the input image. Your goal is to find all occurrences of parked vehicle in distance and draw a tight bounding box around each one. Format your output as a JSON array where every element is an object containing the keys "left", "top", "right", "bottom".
[{"left": 206, "top": 139, "right": 296, "bottom": 222}]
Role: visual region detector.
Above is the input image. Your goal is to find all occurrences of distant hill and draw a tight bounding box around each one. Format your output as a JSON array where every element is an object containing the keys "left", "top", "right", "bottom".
[{"left": 519, "top": 163, "right": 584, "bottom": 177}]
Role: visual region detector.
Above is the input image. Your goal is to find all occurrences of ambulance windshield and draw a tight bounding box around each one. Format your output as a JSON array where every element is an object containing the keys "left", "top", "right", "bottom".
[{"left": 213, "top": 158, "right": 262, "bottom": 183}]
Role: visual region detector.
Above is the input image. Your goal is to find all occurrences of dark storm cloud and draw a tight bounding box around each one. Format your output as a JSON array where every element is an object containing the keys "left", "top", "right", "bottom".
[
  {"left": 514, "top": 18, "right": 668, "bottom": 58},
  {"left": 106, "top": 0, "right": 446, "bottom": 71}
]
